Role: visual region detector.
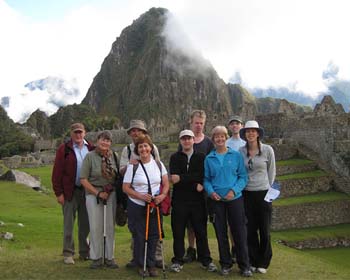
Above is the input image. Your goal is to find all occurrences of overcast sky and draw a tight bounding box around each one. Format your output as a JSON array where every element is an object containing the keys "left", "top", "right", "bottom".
[{"left": 1, "top": 0, "right": 350, "bottom": 122}]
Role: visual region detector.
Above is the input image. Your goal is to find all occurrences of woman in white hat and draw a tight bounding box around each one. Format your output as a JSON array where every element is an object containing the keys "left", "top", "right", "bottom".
[{"left": 239, "top": 121, "right": 276, "bottom": 274}]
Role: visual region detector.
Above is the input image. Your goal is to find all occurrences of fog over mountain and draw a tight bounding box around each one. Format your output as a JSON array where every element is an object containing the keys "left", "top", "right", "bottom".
[
  {"left": 231, "top": 62, "right": 350, "bottom": 112},
  {"left": 5, "top": 76, "right": 81, "bottom": 123}
]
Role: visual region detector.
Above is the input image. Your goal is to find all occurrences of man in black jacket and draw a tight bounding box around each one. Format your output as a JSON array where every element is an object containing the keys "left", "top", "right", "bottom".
[{"left": 169, "top": 130, "right": 217, "bottom": 273}]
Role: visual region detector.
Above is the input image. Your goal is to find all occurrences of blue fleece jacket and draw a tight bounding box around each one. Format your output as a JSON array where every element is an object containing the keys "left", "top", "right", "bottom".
[{"left": 204, "top": 147, "right": 247, "bottom": 200}]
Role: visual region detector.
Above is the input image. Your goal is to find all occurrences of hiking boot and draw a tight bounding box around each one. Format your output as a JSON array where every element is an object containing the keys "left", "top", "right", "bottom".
[
  {"left": 63, "top": 256, "right": 75, "bottom": 265},
  {"left": 240, "top": 268, "right": 253, "bottom": 277},
  {"left": 155, "top": 260, "right": 167, "bottom": 269},
  {"left": 183, "top": 247, "right": 196, "bottom": 263},
  {"left": 201, "top": 262, "right": 218, "bottom": 272},
  {"left": 138, "top": 267, "right": 149, "bottom": 277},
  {"left": 126, "top": 259, "right": 137, "bottom": 268},
  {"left": 148, "top": 267, "right": 158, "bottom": 277},
  {"left": 105, "top": 259, "right": 119, "bottom": 269},
  {"left": 169, "top": 263, "right": 183, "bottom": 273},
  {"left": 220, "top": 266, "right": 232, "bottom": 276},
  {"left": 90, "top": 259, "right": 103, "bottom": 269},
  {"left": 79, "top": 255, "right": 89, "bottom": 261}
]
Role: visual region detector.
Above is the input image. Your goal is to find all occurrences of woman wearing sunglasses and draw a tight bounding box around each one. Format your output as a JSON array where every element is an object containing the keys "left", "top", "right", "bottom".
[{"left": 239, "top": 120, "right": 276, "bottom": 275}]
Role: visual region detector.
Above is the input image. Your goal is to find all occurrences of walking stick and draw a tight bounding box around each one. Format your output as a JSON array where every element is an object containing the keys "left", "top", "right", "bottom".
[
  {"left": 102, "top": 199, "right": 107, "bottom": 265},
  {"left": 156, "top": 205, "right": 167, "bottom": 279},
  {"left": 143, "top": 203, "right": 151, "bottom": 279}
]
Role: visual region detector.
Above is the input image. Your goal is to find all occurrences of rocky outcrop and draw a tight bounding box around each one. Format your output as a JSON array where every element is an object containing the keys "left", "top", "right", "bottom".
[
  {"left": 0, "top": 170, "right": 41, "bottom": 190},
  {"left": 314, "top": 95, "right": 345, "bottom": 116}
]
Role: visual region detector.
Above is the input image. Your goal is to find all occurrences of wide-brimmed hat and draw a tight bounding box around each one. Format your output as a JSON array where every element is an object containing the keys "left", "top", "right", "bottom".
[
  {"left": 179, "top": 129, "right": 195, "bottom": 139},
  {"left": 228, "top": 115, "right": 243, "bottom": 125},
  {"left": 126, "top": 120, "right": 147, "bottom": 134},
  {"left": 70, "top": 123, "right": 85, "bottom": 132},
  {"left": 239, "top": 120, "right": 264, "bottom": 141}
]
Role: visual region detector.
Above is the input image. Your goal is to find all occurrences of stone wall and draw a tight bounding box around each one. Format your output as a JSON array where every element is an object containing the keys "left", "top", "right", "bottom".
[
  {"left": 281, "top": 237, "right": 350, "bottom": 250},
  {"left": 279, "top": 176, "right": 333, "bottom": 198},
  {"left": 272, "top": 199, "right": 350, "bottom": 230},
  {"left": 277, "top": 162, "right": 318, "bottom": 176}
]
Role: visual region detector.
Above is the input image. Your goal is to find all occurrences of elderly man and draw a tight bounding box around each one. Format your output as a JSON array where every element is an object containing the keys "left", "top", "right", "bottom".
[{"left": 52, "top": 123, "right": 94, "bottom": 264}]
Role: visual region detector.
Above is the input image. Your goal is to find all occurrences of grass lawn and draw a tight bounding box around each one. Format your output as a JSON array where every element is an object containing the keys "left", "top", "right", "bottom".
[
  {"left": 1, "top": 166, "right": 350, "bottom": 279},
  {"left": 276, "top": 158, "right": 313, "bottom": 166},
  {"left": 277, "top": 170, "right": 327, "bottom": 181}
]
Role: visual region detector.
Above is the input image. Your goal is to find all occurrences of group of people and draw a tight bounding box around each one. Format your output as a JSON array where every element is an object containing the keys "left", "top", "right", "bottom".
[{"left": 52, "top": 110, "right": 276, "bottom": 278}]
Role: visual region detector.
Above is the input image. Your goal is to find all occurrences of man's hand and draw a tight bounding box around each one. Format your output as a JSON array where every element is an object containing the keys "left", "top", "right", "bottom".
[
  {"left": 57, "top": 194, "right": 65, "bottom": 205},
  {"left": 196, "top": 183, "right": 204, "bottom": 192},
  {"left": 170, "top": 174, "right": 180, "bottom": 184},
  {"left": 210, "top": 192, "right": 221, "bottom": 201},
  {"left": 224, "top": 190, "right": 235, "bottom": 201}
]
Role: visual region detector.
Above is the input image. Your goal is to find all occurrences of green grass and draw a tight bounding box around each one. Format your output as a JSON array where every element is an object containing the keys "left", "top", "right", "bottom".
[
  {"left": 277, "top": 170, "right": 327, "bottom": 180},
  {"left": 1, "top": 166, "right": 350, "bottom": 279},
  {"left": 274, "top": 191, "right": 350, "bottom": 206},
  {"left": 273, "top": 224, "right": 350, "bottom": 242},
  {"left": 277, "top": 158, "right": 313, "bottom": 166}
]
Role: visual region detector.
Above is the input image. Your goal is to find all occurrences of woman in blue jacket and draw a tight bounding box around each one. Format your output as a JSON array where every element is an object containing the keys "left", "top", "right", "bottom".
[{"left": 204, "top": 126, "right": 252, "bottom": 277}]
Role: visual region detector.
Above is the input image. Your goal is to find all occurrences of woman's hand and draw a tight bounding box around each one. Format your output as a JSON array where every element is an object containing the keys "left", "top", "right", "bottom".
[
  {"left": 210, "top": 192, "right": 221, "bottom": 201},
  {"left": 196, "top": 183, "right": 204, "bottom": 192},
  {"left": 154, "top": 193, "right": 166, "bottom": 205},
  {"left": 224, "top": 190, "right": 235, "bottom": 201},
  {"left": 98, "top": 191, "right": 109, "bottom": 201},
  {"left": 139, "top": 193, "right": 153, "bottom": 203}
]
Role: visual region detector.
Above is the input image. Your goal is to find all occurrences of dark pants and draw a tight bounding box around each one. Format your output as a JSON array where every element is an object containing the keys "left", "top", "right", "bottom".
[
  {"left": 62, "top": 187, "right": 90, "bottom": 258},
  {"left": 243, "top": 190, "right": 272, "bottom": 269},
  {"left": 127, "top": 199, "right": 160, "bottom": 268},
  {"left": 171, "top": 200, "right": 212, "bottom": 265},
  {"left": 212, "top": 197, "right": 250, "bottom": 270}
]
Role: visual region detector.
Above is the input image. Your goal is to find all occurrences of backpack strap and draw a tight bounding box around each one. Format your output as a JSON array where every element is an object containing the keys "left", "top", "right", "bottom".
[
  {"left": 131, "top": 160, "right": 162, "bottom": 185},
  {"left": 127, "top": 144, "right": 132, "bottom": 160},
  {"left": 112, "top": 151, "right": 120, "bottom": 177}
]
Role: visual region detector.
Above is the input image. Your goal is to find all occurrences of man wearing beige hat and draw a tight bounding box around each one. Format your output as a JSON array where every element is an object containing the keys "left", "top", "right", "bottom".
[
  {"left": 52, "top": 123, "right": 94, "bottom": 264},
  {"left": 119, "top": 119, "right": 162, "bottom": 268}
]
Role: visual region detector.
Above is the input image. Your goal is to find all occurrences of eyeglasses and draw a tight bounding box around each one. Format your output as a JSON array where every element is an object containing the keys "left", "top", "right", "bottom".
[
  {"left": 73, "top": 130, "right": 83, "bottom": 134},
  {"left": 248, "top": 158, "right": 253, "bottom": 170}
]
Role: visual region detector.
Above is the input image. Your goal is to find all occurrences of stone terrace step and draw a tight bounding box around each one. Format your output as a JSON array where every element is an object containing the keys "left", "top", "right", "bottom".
[
  {"left": 277, "top": 162, "right": 318, "bottom": 176},
  {"left": 279, "top": 176, "right": 333, "bottom": 198},
  {"left": 272, "top": 193, "right": 350, "bottom": 230}
]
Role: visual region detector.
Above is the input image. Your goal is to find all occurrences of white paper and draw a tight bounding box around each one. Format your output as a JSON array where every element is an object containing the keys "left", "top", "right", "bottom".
[{"left": 264, "top": 187, "right": 280, "bottom": 202}]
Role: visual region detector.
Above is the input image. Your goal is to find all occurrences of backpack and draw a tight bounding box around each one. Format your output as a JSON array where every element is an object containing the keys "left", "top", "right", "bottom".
[{"left": 131, "top": 160, "right": 171, "bottom": 216}]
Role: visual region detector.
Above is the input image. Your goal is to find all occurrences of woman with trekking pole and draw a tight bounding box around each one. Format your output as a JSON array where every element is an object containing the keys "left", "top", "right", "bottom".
[
  {"left": 80, "top": 131, "right": 119, "bottom": 269},
  {"left": 123, "top": 134, "right": 169, "bottom": 278}
]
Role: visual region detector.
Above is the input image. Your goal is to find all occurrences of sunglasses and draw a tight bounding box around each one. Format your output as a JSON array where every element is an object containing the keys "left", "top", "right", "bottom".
[{"left": 248, "top": 158, "right": 253, "bottom": 170}]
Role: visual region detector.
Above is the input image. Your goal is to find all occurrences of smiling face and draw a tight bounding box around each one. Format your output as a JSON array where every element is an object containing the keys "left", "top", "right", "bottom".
[
  {"left": 245, "top": 128, "right": 259, "bottom": 143},
  {"left": 213, "top": 133, "right": 227, "bottom": 148},
  {"left": 96, "top": 137, "right": 112, "bottom": 152},
  {"left": 137, "top": 142, "right": 152, "bottom": 161},
  {"left": 180, "top": 136, "right": 194, "bottom": 152},
  {"left": 129, "top": 128, "right": 145, "bottom": 142},
  {"left": 70, "top": 129, "right": 86, "bottom": 146},
  {"left": 228, "top": 121, "right": 243, "bottom": 136}
]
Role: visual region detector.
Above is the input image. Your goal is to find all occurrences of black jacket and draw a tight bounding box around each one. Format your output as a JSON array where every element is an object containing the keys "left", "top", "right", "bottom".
[{"left": 169, "top": 150, "right": 206, "bottom": 202}]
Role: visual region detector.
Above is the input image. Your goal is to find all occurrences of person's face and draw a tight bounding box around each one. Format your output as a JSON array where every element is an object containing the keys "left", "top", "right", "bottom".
[
  {"left": 191, "top": 116, "right": 205, "bottom": 134},
  {"left": 97, "top": 137, "right": 111, "bottom": 151},
  {"left": 129, "top": 128, "right": 144, "bottom": 142},
  {"left": 137, "top": 142, "right": 152, "bottom": 159},
  {"left": 70, "top": 129, "right": 86, "bottom": 145},
  {"left": 228, "top": 121, "right": 243, "bottom": 135},
  {"left": 180, "top": 136, "right": 194, "bottom": 151},
  {"left": 245, "top": 128, "right": 259, "bottom": 143},
  {"left": 213, "top": 133, "right": 227, "bottom": 148}
]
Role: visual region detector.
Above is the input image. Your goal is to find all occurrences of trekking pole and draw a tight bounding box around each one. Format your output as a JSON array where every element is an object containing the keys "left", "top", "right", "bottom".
[
  {"left": 102, "top": 199, "right": 107, "bottom": 266},
  {"left": 143, "top": 203, "right": 151, "bottom": 279},
  {"left": 156, "top": 205, "right": 167, "bottom": 279}
]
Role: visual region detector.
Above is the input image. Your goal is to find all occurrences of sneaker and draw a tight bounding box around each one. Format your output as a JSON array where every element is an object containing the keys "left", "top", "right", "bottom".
[
  {"left": 126, "top": 259, "right": 137, "bottom": 268},
  {"left": 201, "top": 262, "right": 218, "bottom": 272},
  {"left": 183, "top": 247, "right": 196, "bottom": 263},
  {"left": 63, "top": 256, "right": 75, "bottom": 265},
  {"left": 148, "top": 267, "right": 158, "bottom": 277},
  {"left": 90, "top": 259, "right": 103, "bottom": 269},
  {"left": 169, "top": 263, "right": 183, "bottom": 273},
  {"left": 105, "top": 259, "right": 119, "bottom": 269},
  {"left": 250, "top": 266, "right": 257, "bottom": 272},
  {"left": 240, "top": 269, "right": 253, "bottom": 277},
  {"left": 220, "top": 266, "right": 232, "bottom": 276},
  {"left": 257, "top": 267, "right": 267, "bottom": 274}
]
